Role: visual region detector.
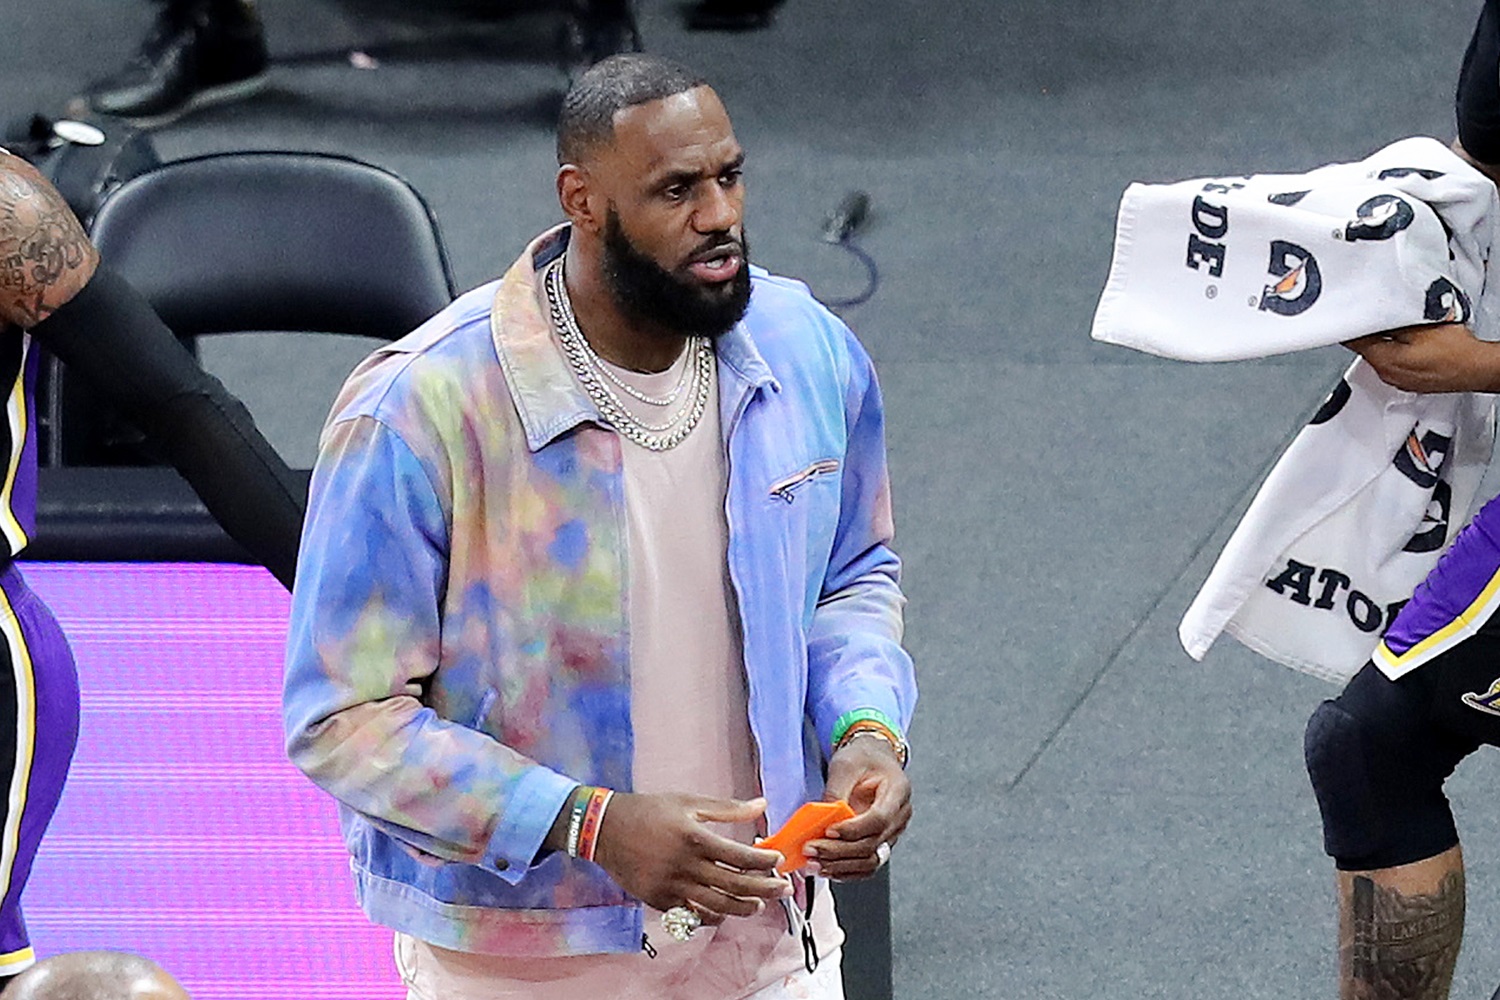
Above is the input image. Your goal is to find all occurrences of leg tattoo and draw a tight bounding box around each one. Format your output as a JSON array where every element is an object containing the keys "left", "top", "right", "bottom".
[{"left": 1343, "top": 871, "right": 1464, "bottom": 1000}]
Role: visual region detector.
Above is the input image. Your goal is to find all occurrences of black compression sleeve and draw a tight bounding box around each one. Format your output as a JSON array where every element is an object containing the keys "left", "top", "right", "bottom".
[
  {"left": 28, "top": 266, "right": 304, "bottom": 590},
  {"left": 1457, "top": 0, "right": 1500, "bottom": 164}
]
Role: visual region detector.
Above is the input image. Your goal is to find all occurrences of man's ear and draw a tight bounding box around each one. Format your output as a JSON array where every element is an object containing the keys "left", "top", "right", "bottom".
[{"left": 558, "top": 164, "right": 605, "bottom": 235}]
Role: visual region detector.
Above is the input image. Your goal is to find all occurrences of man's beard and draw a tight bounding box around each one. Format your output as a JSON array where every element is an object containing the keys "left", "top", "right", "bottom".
[{"left": 601, "top": 210, "right": 751, "bottom": 340}]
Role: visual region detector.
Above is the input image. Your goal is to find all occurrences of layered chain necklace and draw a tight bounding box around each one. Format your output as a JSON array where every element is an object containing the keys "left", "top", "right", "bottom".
[{"left": 543, "top": 257, "right": 714, "bottom": 452}]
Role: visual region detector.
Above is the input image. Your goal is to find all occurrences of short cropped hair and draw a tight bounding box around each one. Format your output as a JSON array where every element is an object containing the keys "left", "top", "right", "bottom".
[
  {"left": 9, "top": 951, "right": 185, "bottom": 1000},
  {"left": 557, "top": 54, "right": 708, "bottom": 165}
]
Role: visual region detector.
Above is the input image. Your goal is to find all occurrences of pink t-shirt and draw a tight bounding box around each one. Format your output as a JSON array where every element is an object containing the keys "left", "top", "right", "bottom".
[{"left": 398, "top": 340, "right": 840, "bottom": 999}]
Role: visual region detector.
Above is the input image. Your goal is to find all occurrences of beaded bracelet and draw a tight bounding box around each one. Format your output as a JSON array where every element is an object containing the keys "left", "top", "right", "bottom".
[{"left": 578, "top": 787, "right": 615, "bottom": 863}]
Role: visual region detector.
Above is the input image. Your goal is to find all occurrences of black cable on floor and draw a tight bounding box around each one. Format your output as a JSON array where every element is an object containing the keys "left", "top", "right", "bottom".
[
  {"left": 824, "top": 238, "right": 879, "bottom": 309},
  {"left": 819, "top": 190, "right": 881, "bottom": 310}
]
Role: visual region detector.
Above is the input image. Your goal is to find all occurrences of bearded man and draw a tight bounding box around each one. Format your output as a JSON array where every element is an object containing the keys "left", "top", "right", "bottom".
[{"left": 283, "top": 53, "right": 915, "bottom": 1000}]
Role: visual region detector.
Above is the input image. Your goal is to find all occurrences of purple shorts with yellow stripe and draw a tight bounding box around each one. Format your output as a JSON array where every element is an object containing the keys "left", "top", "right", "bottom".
[{"left": 0, "top": 563, "right": 78, "bottom": 979}]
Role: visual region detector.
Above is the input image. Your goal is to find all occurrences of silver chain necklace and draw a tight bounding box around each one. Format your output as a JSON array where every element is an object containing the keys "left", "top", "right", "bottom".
[
  {"left": 581, "top": 327, "right": 694, "bottom": 407},
  {"left": 544, "top": 258, "right": 714, "bottom": 452},
  {"left": 546, "top": 259, "right": 706, "bottom": 436}
]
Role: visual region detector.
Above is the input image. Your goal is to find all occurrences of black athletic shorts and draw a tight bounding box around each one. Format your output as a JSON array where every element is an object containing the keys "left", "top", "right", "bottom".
[
  {"left": 1340, "top": 612, "right": 1500, "bottom": 790},
  {"left": 1458, "top": 0, "right": 1500, "bottom": 163}
]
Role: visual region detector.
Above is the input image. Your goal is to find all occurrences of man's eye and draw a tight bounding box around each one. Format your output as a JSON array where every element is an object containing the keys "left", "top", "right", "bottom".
[
  {"left": 720, "top": 170, "right": 743, "bottom": 187},
  {"left": 663, "top": 185, "right": 688, "bottom": 201}
]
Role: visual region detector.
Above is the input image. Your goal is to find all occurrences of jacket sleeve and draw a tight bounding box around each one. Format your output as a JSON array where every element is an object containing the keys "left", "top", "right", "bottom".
[
  {"left": 282, "top": 412, "right": 576, "bottom": 883},
  {"left": 805, "top": 325, "right": 917, "bottom": 759},
  {"left": 27, "top": 266, "right": 304, "bottom": 590}
]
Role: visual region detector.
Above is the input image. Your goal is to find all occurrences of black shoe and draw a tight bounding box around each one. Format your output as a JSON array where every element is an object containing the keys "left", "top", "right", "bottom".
[
  {"left": 84, "top": 0, "right": 268, "bottom": 126},
  {"left": 560, "top": 2, "right": 643, "bottom": 87},
  {"left": 683, "top": 0, "right": 781, "bottom": 31}
]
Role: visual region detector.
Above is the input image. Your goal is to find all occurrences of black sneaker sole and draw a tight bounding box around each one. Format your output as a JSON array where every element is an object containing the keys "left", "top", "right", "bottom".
[{"left": 89, "top": 69, "right": 269, "bottom": 130}]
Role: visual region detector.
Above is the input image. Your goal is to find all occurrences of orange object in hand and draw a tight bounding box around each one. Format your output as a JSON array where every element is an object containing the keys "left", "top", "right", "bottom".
[{"left": 758, "top": 800, "right": 856, "bottom": 875}]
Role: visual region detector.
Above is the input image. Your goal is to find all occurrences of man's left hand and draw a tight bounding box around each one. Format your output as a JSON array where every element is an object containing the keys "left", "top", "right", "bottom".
[{"left": 804, "top": 735, "right": 911, "bottom": 881}]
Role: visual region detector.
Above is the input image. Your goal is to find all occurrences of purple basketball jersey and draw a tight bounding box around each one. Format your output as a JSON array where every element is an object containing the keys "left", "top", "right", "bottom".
[{"left": 1376, "top": 491, "right": 1500, "bottom": 677}]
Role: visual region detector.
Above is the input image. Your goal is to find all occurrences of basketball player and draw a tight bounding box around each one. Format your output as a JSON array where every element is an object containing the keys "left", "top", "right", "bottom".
[{"left": 0, "top": 148, "right": 303, "bottom": 981}]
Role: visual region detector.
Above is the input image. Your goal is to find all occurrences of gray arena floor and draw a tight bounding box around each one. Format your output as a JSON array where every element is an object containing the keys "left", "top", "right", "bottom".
[{"left": 9, "top": 1, "right": 1500, "bottom": 996}]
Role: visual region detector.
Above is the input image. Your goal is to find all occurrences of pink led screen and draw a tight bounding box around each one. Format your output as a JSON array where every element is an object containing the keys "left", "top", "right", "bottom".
[{"left": 20, "top": 561, "right": 399, "bottom": 999}]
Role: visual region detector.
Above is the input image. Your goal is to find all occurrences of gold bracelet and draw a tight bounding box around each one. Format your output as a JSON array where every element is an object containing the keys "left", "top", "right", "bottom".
[{"left": 835, "top": 724, "right": 909, "bottom": 768}]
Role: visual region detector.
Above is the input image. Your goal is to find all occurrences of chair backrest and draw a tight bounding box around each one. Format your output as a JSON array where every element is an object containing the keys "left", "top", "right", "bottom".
[
  {"left": 91, "top": 150, "right": 455, "bottom": 338},
  {"left": 42, "top": 150, "right": 456, "bottom": 466}
]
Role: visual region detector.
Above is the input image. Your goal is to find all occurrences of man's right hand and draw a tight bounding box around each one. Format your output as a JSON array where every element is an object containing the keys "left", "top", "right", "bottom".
[
  {"left": 1344, "top": 323, "right": 1500, "bottom": 394},
  {"left": 591, "top": 792, "right": 790, "bottom": 924}
]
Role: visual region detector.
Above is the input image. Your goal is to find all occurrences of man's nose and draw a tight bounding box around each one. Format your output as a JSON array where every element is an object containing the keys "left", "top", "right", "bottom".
[{"left": 694, "top": 182, "right": 741, "bottom": 233}]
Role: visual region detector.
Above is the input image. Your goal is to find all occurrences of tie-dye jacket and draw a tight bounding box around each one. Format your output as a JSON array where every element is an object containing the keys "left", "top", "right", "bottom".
[{"left": 282, "top": 227, "right": 916, "bottom": 956}]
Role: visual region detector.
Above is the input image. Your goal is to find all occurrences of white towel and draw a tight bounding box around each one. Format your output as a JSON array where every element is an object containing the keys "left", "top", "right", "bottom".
[{"left": 1092, "top": 137, "right": 1500, "bottom": 683}]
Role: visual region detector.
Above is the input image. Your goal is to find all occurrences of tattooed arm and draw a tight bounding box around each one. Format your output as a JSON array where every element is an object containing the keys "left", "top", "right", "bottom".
[
  {"left": 0, "top": 150, "right": 98, "bottom": 329},
  {"left": 0, "top": 151, "right": 303, "bottom": 588}
]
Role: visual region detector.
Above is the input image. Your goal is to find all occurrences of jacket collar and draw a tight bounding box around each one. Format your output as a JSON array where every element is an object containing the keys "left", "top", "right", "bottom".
[{"left": 491, "top": 225, "right": 777, "bottom": 452}]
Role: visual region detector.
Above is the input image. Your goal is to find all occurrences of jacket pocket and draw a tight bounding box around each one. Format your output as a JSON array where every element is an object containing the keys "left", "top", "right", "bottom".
[{"left": 768, "top": 459, "right": 840, "bottom": 503}]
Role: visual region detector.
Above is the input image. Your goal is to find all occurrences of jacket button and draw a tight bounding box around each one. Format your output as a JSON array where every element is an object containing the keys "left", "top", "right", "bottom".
[{"left": 495, "top": 859, "right": 508, "bottom": 871}]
